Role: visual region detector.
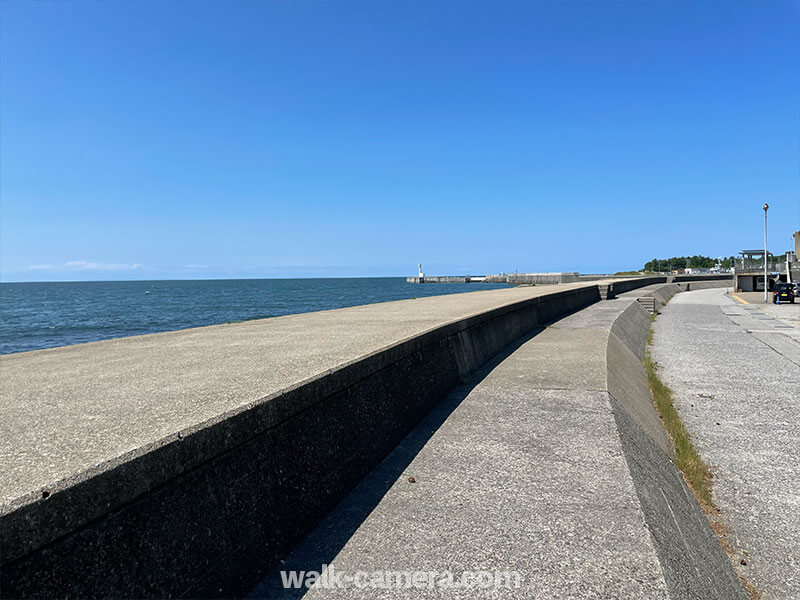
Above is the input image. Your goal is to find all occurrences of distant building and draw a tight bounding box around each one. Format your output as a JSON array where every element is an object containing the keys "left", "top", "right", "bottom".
[{"left": 734, "top": 249, "right": 793, "bottom": 292}]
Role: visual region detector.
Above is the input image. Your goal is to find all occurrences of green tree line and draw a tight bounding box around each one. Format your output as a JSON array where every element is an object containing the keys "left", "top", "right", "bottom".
[{"left": 643, "top": 255, "right": 737, "bottom": 272}]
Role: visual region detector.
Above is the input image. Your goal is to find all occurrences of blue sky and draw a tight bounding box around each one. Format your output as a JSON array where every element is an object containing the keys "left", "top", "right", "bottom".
[{"left": 2, "top": 0, "right": 798, "bottom": 281}]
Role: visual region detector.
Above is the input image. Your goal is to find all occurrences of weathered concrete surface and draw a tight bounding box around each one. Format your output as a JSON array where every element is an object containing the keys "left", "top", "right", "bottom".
[
  {"left": 250, "top": 298, "right": 745, "bottom": 599},
  {"left": 651, "top": 288, "right": 800, "bottom": 599}
]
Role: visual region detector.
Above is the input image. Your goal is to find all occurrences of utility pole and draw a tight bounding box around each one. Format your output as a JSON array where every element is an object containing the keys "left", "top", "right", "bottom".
[{"left": 763, "top": 203, "right": 769, "bottom": 303}]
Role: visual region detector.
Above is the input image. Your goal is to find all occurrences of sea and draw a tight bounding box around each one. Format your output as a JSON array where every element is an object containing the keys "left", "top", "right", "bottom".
[{"left": 0, "top": 278, "right": 511, "bottom": 355}]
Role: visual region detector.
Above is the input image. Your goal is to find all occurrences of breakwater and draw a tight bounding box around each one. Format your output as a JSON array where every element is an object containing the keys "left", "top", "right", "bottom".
[{"left": 407, "top": 272, "right": 579, "bottom": 284}]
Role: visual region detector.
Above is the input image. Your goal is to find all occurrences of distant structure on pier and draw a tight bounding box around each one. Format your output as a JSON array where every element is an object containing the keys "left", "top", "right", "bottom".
[{"left": 407, "top": 270, "right": 579, "bottom": 284}]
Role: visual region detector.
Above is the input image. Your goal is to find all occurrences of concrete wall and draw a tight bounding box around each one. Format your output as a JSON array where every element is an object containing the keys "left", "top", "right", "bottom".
[
  {"left": 597, "top": 276, "right": 669, "bottom": 300},
  {"left": 679, "top": 279, "right": 734, "bottom": 292},
  {"left": 411, "top": 273, "right": 584, "bottom": 284},
  {"left": 504, "top": 272, "right": 580, "bottom": 285},
  {"left": 669, "top": 274, "right": 732, "bottom": 283},
  {"left": 2, "top": 287, "right": 602, "bottom": 599},
  {"left": 666, "top": 274, "right": 733, "bottom": 292},
  {"left": 406, "top": 275, "right": 471, "bottom": 283},
  {"left": 611, "top": 275, "right": 668, "bottom": 294}
]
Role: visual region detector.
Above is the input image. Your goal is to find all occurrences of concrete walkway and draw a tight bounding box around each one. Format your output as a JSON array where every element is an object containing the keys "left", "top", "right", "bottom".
[
  {"left": 250, "top": 297, "right": 744, "bottom": 599},
  {"left": 651, "top": 288, "right": 800, "bottom": 599},
  {"left": 731, "top": 290, "right": 800, "bottom": 330}
]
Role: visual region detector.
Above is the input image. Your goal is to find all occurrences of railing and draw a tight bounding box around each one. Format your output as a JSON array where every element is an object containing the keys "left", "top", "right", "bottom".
[{"left": 737, "top": 258, "right": 785, "bottom": 272}]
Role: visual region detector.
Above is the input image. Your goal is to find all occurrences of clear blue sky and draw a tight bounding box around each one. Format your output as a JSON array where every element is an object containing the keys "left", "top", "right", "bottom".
[{"left": 2, "top": 0, "right": 798, "bottom": 281}]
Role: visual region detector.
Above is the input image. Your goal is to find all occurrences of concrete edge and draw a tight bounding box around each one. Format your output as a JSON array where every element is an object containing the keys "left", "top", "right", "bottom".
[{"left": 604, "top": 299, "right": 747, "bottom": 599}]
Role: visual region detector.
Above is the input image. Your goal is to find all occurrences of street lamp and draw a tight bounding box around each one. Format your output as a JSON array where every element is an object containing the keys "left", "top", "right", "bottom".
[{"left": 763, "top": 203, "right": 769, "bottom": 303}]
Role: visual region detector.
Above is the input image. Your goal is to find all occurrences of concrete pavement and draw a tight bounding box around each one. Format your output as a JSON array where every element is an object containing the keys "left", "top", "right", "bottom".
[
  {"left": 651, "top": 287, "right": 800, "bottom": 599},
  {"left": 731, "top": 290, "right": 800, "bottom": 330}
]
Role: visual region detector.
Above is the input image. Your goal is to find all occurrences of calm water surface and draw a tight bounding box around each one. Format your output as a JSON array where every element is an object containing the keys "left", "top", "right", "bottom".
[{"left": 0, "top": 278, "right": 510, "bottom": 355}]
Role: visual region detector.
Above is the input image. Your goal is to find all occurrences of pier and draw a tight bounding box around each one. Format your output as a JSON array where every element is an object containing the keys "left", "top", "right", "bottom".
[{"left": 406, "top": 272, "right": 579, "bottom": 284}]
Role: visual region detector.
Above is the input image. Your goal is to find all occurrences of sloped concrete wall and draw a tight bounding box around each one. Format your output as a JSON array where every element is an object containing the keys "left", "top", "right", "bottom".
[
  {"left": 605, "top": 301, "right": 747, "bottom": 600},
  {"left": 617, "top": 283, "right": 682, "bottom": 312},
  {"left": 645, "top": 283, "right": 683, "bottom": 305},
  {"left": 607, "top": 302, "right": 672, "bottom": 455}
]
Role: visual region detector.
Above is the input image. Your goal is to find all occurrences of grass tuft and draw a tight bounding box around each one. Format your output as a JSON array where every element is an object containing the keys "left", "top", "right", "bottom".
[{"left": 643, "top": 353, "right": 714, "bottom": 507}]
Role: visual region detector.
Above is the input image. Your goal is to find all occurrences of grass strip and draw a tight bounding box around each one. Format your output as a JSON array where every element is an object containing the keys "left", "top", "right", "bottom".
[
  {"left": 643, "top": 351, "right": 713, "bottom": 507},
  {"left": 646, "top": 310, "right": 761, "bottom": 599}
]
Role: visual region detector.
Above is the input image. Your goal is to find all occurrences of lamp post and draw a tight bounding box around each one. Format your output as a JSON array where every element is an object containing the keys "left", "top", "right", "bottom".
[{"left": 763, "top": 203, "right": 769, "bottom": 303}]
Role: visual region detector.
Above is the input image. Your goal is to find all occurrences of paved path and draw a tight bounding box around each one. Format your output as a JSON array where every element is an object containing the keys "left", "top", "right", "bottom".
[
  {"left": 651, "top": 288, "right": 800, "bottom": 599},
  {"left": 731, "top": 291, "right": 800, "bottom": 329}
]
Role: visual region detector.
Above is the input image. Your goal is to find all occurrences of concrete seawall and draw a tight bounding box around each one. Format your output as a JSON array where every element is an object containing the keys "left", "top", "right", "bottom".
[
  {"left": 2, "top": 284, "right": 602, "bottom": 597},
  {"left": 0, "top": 276, "right": 735, "bottom": 598},
  {"left": 669, "top": 274, "right": 732, "bottom": 283},
  {"left": 406, "top": 273, "right": 580, "bottom": 284},
  {"left": 676, "top": 279, "right": 733, "bottom": 291}
]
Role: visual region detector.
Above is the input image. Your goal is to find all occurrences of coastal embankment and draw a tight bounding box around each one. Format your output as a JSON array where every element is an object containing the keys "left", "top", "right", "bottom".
[{"left": 0, "top": 276, "right": 735, "bottom": 598}]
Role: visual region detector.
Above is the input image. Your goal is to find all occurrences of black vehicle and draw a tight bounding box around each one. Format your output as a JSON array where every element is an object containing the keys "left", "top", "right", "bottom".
[{"left": 773, "top": 283, "right": 795, "bottom": 304}]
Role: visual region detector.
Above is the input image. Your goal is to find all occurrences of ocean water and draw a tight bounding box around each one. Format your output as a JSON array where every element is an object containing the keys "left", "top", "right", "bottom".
[{"left": 0, "top": 278, "right": 511, "bottom": 355}]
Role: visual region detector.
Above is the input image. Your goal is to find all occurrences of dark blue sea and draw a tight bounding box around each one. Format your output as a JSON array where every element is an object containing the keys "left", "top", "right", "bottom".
[{"left": 0, "top": 278, "right": 510, "bottom": 355}]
